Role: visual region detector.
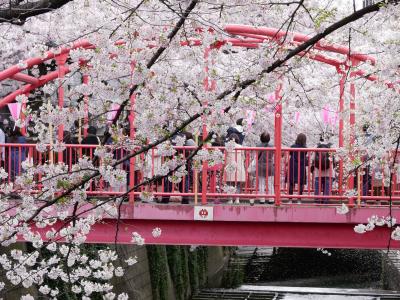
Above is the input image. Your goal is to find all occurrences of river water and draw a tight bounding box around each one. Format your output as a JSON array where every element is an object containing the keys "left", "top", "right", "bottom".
[
  {"left": 194, "top": 247, "right": 400, "bottom": 299},
  {"left": 239, "top": 285, "right": 400, "bottom": 299}
]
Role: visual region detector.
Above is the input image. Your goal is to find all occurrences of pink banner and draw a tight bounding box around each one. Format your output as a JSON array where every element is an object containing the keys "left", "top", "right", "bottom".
[
  {"left": 295, "top": 112, "right": 300, "bottom": 123},
  {"left": 7, "top": 103, "right": 22, "bottom": 121},
  {"left": 246, "top": 110, "right": 256, "bottom": 130},
  {"left": 331, "top": 112, "right": 338, "bottom": 126},
  {"left": 322, "top": 106, "right": 330, "bottom": 124}
]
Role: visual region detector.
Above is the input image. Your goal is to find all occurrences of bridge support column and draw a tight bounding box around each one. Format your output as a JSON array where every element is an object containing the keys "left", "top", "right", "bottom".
[
  {"left": 201, "top": 47, "right": 214, "bottom": 205},
  {"left": 348, "top": 72, "right": 356, "bottom": 192},
  {"left": 338, "top": 71, "right": 346, "bottom": 195},
  {"left": 82, "top": 74, "right": 89, "bottom": 139},
  {"left": 79, "top": 59, "right": 90, "bottom": 141},
  {"left": 348, "top": 58, "right": 360, "bottom": 197},
  {"left": 56, "top": 54, "right": 68, "bottom": 163},
  {"left": 274, "top": 81, "right": 283, "bottom": 206},
  {"left": 129, "top": 61, "right": 137, "bottom": 205}
]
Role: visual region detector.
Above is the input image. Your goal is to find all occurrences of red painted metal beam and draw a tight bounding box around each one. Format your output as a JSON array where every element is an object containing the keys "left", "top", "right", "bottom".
[
  {"left": 0, "top": 40, "right": 92, "bottom": 82},
  {"left": 14, "top": 202, "right": 397, "bottom": 224},
  {"left": 181, "top": 37, "right": 343, "bottom": 68},
  {"left": 224, "top": 24, "right": 376, "bottom": 65},
  {"left": 0, "top": 66, "right": 70, "bottom": 107},
  {"left": 22, "top": 218, "right": 400, "bottom": 249},
  {"left": 0, "top": 28, "right": 383, "bottom": 111},
  {"left": 11, "top": 73, "right": 39, "bottom": 84},
  {"left": 128, "top": 204, "right": 400, "bottom": 224}
]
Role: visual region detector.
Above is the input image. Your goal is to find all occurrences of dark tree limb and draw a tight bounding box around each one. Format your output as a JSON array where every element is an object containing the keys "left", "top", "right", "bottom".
[{"left": 0, "top": 0, "right": 72, "bottom": 24}]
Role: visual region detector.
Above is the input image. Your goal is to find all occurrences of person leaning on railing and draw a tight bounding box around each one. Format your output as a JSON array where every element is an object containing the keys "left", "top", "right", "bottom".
[
  {"left": 311, "top": 136, "right": 335, "bottom": 204},
  {"left": 288, "top": 133, "right": 308, "bottom": 199},
  {"left": 372, "top": 163, "right": 390, "bottom": 197}
]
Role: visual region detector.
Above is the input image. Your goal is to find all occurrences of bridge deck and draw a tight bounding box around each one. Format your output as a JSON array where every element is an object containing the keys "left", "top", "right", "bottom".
[
  {"left": 2, "top": 143, "right": 399, "bottom": 249},
  {"left": 22, "top": 203, "right": 400, "bottom": 249}
]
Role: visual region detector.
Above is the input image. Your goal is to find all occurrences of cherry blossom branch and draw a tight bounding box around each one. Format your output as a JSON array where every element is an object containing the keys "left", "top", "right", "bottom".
[
  {"left": 1, "top": 0, "right": 395, "bottom": 250},
  {"left": 22, "top": 0, "right": 396, "bottom": 219},
  {"left": 386, "top": 133, "right": 400, "bottom": 251},
  {"left": 101, "top": 0, "right": 199, "bottom": 146}
]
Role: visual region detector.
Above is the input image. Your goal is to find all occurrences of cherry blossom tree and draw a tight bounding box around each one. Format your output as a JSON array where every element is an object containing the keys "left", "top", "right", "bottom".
[{"left": 0, "top": 0, "right": 399, "bottom": 298}]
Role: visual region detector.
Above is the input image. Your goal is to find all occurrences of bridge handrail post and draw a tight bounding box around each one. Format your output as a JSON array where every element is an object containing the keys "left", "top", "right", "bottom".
[
  {"left": 55, "top": 53, "right": 68, "bottom": 164},
  {"left": 274, "top": 81, "right": 283, "bottom": 206},
  {"left": 338, "top": 70, "right": 346, "bottom": 195},
  {"left": 128, "top": 61, "right": 136, "bottom": 205},
  {"left": 200, "top": 46, "right": 215, "bottom": 205}
]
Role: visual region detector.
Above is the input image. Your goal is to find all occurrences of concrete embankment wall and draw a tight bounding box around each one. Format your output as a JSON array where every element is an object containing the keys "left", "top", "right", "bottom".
[
  {"left": 112, "top": 244, "right": 153, "bottom": 300},
  {"left": 0, "top": 244, "right": 230, "bottom": 299}
]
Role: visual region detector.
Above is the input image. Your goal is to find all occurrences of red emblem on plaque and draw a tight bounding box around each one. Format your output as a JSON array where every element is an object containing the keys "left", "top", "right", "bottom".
[{"left": 199, "top": 209, "right": 208, "bottom": 218}]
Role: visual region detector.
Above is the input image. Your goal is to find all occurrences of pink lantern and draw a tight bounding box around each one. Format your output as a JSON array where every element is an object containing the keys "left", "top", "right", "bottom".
[
  {"left": 263, "top": 93, "right": 277, "bottom": 113},
  {"left": 7, "top": 103, "right": 22, "bottom": 121},
  {"left": 107, "top": 103, "right": 120, "bottom": 124},
  {"left": 267, "top": 93, "right": 275, "bottom": 103}
]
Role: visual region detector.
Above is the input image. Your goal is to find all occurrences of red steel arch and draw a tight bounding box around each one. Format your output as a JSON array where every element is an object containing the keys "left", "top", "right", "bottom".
[
  {"left": 1, "top": 26, "right": 400, "bottom": 249},
  {"left": 0, "top": 25, "right": 392, "bottom": 201},
  {"left": 0, "top": 25, "right": 382, "bottom": 107}
]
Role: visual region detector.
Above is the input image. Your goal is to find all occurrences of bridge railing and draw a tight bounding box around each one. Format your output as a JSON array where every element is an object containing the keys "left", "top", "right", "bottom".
[{"left": 0, "top": 143, "right": 399, "bottom": 206}]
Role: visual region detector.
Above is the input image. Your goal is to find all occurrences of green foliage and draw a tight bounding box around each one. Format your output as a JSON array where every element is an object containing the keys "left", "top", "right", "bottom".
[
  {"left": 196, "top": 247, "right": 208, "bottom": 285},
  {"left": 148, "top": 245, "right": 208, "bottom": 300},
  {"left": 313, "top": 8, "right": 337, "bottom": 29},
  {"left": 166, "top": 246, "right": 186, "bottom": 300},
  {"left": 221, "top": 251, "right": 244, "bottom": 289},
  {"left": 180, "top": 247, "right": 189, "bottom": 296},
  {"left": 221, "top": 263, "right": 244, "bottom": 288},
  {"left": 188, "top": 247, "right": 199, "bottom": 293},
  {"left": 147, "top": 245, "right": 169, "bottom": 300}
]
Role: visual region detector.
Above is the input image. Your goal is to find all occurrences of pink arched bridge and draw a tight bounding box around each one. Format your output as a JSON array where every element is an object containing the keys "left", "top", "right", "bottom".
[{"left": 1, "top": 25, "right": 399, "bottom": 249}]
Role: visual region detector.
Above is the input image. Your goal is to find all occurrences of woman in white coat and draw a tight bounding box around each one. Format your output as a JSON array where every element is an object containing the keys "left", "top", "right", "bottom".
[{"left": 224, "top": 133, "right": 246, "bottom": 204}]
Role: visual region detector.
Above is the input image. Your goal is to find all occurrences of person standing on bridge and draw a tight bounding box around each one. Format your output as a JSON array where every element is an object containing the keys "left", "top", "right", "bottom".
[
  {"left": 9, "top": 128, "right": 26, "bottom": 181},
  {"left": 256, "top": 132, "right": 274, "bottom": 204},
  {"left": 81, "top": 126, "right": 100, "bottom": 159},
  {"left": 0, "top": 123, "right": 5, "bottom": 168},
  {"left": 311, "top": 135, "right": 334, "bottom": 204},
  {"left": 226, "top": 118, "right": 245, "bottom": 145},
  {"left": 288, "top": 133, "right": 308, "bottom": 200},
  {"left": 225, "top": 133, "right": 246, "bottom": 204}
]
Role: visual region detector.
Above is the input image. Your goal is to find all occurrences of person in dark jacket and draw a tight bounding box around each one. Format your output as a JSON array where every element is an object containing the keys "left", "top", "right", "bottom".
[
  {"left": 256, "top": 132, "right": 274, "bottom": 204},
  {"left": 288, "top": 133, "right": 308, "bottom": 197},
  {"left": 63, "top": 131, "right": 78, "bottom": 167},
  {"left": 81, "top": 126, "right": 99, "bottom": 158},
  {"left": 311, "top": 135, "right": 334, "bottom": 204},
  {"left": 226, "top": 118, "right": 245, "bottom": 145},
  {"left": 9, "top": 129, "right": 26, "bottom": 180}
]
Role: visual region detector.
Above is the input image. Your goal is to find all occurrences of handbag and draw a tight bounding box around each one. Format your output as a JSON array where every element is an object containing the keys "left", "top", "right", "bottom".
[
  {"left": 248, "top": 152, "right": 262, "bottom": 175},
  {"left": 248, "top": 159, "right": 257, "bottom": 175}
]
